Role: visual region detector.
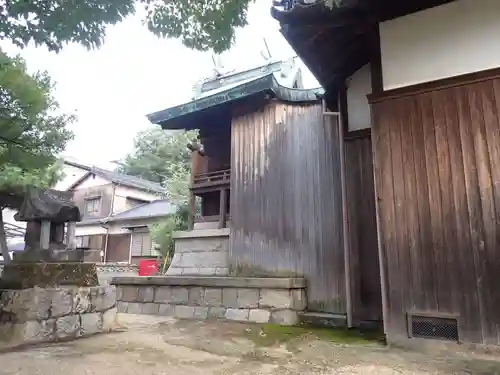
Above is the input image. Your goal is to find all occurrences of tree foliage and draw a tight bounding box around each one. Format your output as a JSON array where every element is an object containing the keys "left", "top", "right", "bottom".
[
  {"left": 0, "top": 0, "right": 255, "bottom": 54},
  {"left": 0, "top": 49, "right": 74, "bottom": 208},
  {"left": 0, "top": 49, "right": 74, "bottom": 261},
  {"left": 117, "top": 127, "right": 196, "bottom": 204},
  {"left": 149, "top": 205, "right": 189, "bottom": 273},
  {"left": 144, "top": 0, "right": 253, "bottom": 53}
]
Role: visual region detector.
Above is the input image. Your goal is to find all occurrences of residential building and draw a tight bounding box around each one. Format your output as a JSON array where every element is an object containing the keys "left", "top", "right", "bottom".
[{"left": 68, "top": 166, "right": 173, "bottom": 263}]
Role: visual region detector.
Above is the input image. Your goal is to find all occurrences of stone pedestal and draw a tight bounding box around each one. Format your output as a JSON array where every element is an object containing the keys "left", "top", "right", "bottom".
[
  {"left": 167, "top": 229, "right": 230, "bottom": 276},
  {"left": 0, "top": 262, "right": 99, "bottom": 289},
  {"left": 0, "top": 285, "right": 117, "bottom": 349}
]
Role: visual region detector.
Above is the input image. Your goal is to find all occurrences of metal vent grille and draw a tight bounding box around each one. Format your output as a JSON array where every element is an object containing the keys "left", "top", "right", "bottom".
[{"left": 409, "top": 314, "right": 459, "bottom": 342}]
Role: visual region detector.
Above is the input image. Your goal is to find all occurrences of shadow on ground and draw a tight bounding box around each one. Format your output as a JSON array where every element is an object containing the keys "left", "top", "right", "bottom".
[{"left": 0, "top": 314, "right": 499, "bottom": 375}]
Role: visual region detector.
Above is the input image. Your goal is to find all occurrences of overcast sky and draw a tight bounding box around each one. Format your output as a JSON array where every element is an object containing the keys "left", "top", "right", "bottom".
[{"left": 1, "top": 0, "right": 319, "bottom": 169}]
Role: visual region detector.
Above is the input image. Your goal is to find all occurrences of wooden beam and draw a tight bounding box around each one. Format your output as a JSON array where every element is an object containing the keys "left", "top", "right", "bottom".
[
  {"left": 218, "top": 188, "right": 227, "bottom": 229},
  {"left": 188, "top": 193, "right": 196, "bottom": 230}
]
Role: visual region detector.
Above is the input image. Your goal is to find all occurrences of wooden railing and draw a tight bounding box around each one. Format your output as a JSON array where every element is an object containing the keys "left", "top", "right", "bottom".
[{"left": 193, "top": 168, "right": 230, "bottom": 186}]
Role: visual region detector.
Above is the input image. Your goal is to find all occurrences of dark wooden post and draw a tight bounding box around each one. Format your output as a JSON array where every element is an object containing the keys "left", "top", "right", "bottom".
[
  {"left": 218, "top": 188, "right": 227, "bottom": 229},
  {"left": 188, "top": 192, "right": 195, "bottom": 230}
]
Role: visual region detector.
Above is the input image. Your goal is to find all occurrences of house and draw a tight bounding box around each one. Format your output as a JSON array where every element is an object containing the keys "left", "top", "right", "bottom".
[
  {"left": 269, "top": 0, "right": 500, "bottom": 348},
  {"left": 68, "top": 166, "right": 175, "bottom": 263}
]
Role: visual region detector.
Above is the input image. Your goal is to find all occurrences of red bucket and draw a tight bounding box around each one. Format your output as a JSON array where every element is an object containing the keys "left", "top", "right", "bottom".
[{"left": 138, "top": 259, "right": 158, "bottom": 276}]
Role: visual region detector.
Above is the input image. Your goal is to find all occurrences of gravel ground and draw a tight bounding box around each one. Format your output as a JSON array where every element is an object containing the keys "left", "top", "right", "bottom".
[{"left": 0, "top": 314, "right": 499, "bottom": 375}]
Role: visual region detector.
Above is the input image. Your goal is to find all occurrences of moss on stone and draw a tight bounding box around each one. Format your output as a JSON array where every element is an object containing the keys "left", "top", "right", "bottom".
[{"left": 0, "top": 262, "right": 99, "bottom": 289}]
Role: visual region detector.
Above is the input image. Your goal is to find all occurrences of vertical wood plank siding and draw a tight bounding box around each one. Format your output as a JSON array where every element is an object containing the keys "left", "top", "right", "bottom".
[
  {"left": 345, "top": 135, "right": 382, "bottom": 322},
  {"left": 230, "top": 101, "right": 345, "bottom": 313},
  {"left": 371, "top": 76, "right": 500, "bottom": 345}
]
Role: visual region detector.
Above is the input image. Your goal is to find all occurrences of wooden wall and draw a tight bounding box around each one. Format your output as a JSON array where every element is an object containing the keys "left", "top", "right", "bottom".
[
  {"left": 371, "top": 72, "right": 500, "bottom": 345},
  {"left": 230, "top": 101, "right": 346, "bottom": 313},
  {"left": 345, "top": 134, "right": 382, "bottom": 323}
]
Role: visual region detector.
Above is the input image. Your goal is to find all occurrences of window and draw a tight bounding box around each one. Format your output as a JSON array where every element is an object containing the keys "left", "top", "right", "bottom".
[
  {"left": 85, "top": 197, "right": 101, "bottom": 214},
  {"left": 75, "top": 236, "right": 90, "bottom": 248},
  {"left": 130, "top": 232, "right": 159, "bottom": 257}
]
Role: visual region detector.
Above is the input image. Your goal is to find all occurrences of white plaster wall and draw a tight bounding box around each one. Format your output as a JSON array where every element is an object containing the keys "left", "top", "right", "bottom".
[
  {"left": 75, "top": 224, "right": 107, "bottom": 236},
  {"left": 346, "top": 64, "right": 372, "bottom": 131},
  {"left": 380, "top": 0, "right": 500, "bottom": 90},
  {"left": 112, "top": 185, "right": 160, "bottom": 214},
  {"left": 55, "top": 164, "right": 89, "bottom": 191}
]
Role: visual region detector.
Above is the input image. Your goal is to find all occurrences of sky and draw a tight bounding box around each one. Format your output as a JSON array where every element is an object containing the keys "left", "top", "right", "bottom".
[{"left": 1, "top": 0, "right": 319, "bottom": 170}]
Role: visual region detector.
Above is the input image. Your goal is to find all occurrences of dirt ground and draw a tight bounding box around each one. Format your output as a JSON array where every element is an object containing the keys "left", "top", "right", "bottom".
[{"left": 0, "top": 314, "right": 499, "bottom": 375}]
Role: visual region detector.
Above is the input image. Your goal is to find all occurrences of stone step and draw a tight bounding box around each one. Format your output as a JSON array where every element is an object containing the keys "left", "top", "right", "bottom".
[
  {"left": 299, "top": 312, "right": 383, "bottom": 331},
  {"left": 298, "top": 312, "right": 347, "bottom": 328}
]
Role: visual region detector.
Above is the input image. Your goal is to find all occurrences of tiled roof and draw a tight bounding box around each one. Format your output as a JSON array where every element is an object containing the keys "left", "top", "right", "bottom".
[
  {"left": 89, "top": 167, "right": 166, "bottom": 194},
  {"left": 102, "top": 200, "right": 176, "bottom": 223}
]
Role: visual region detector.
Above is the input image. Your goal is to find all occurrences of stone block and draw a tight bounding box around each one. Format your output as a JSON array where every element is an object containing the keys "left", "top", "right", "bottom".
[
  {"left": 271, "top": 310, "right": 298, "bottom": 326},
  {"left": 21, "top": 319, "right": 55, "bottom": 343},
  {"left": 169, "top": 253, "right": 183, "bottom": 266},
  {"left": 236, "top": 288, "right": 259, "bottom": 308},
  {"left": 259, "top": 289, "right": 292, "bottom": 309},
  {"left": 0, "top": 288, "right": 52, "bottom": 321},
  {"left": 170, "top": 288, "right": 189, "bottom": 304},
  {"left": 51, "top": 288, "right": 73, "bottom": 317},
  {"left": 102, "top": 307, "right": 117, "bottom": 332},
  {"left": 225, "top": 308, "right": 249, "bottom": 322},
  {"left": 193, "top": 306, "right": 209, "bottom": 319},
  {"left": 188, "top": 287, "right": 203, "bottom": 305},
  {"left": 154, "top": 287, "right": 172, "bottom": 303},
  {"left": 80, "top": 313, "right": 103, "bottom": 336},
  {"left": 142, "top": 303, "right": 159, "bottom": 315},
  {"left": 158, "top": 304, "right": 175, "bottom": 317},
  {"left": 204, "top": 288, "right": 222, "bottom": 306},
  {"left": 174, "top": 305, "right": 195, "bottom": 319},
  {"left": 91, "top": 286, "right": 117, "bottom": 312},
  {"left": 291, "top": 289, "right": 307, "bottom": 310},
  {"left": 137, "top": 287, "right": 155, "bottom": 303},
  {"left": 215, "top": 267, "right": 229, "bottom": 276},
  {"left": 180, "top": 252, "right": 227, "bottom": 268},
  {"left": 196, "top": 267, "right": 217, "bottom": 276},
  {"left": 207, "top": 307, "right": 226, "bottom": 320},
  {"left": 165, "top": 266, "right": 183, "bottom": 276},
  {"left": 73, "top": 288, "right": 91, "bottom": 314},
  {"left": 181, "top": 268, "right": 200, "bottom": 275},
  {"left": 249, "top": 309, "right": 271, "bottom": 324},
  {"left": 222, "top": 288, "right": 237, "bottom": 307},
  {"left": 120, "top": 286, "right": 138, "bottom": 302},
  {"left": 126, "top": 302, "right": 143, "bottom": 315},
  {"left": 117, "top": 301, "right": 129, "bottom": 313},
  {"left": 175, "top": 237, "right": 228, "bottom": 253},
  {"left": 56, "top": 315, "right": 80, "bottom": 338}
]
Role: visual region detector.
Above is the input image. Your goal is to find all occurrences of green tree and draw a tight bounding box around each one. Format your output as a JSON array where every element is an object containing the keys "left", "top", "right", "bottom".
[
  {"left": 149, "top": 205, "right": 190, "bottom": 274},
  {"left": 0, "top": 49, "right": 74, "bottom": 261},
  {"left": 1, "top": 0, "right": 254, "bottom": 54},
  {"left": 117, "top": 128, "right": 197, "bottom": 204}
]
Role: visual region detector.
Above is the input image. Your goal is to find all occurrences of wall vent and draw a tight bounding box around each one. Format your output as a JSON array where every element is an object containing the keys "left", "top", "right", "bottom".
[{"left": 408, "top": 314, "right": 459, "bottom": 342}]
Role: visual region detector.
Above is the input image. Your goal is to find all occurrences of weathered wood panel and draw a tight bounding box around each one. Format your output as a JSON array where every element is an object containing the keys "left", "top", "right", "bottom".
[
  {"left": 371, "top": 76, "right": 500, "bottom": 345},
  {"left": 345, "top": 134, "right": 382, "bottom": 322},
  {"left": 230, "top": 101, "right": 345, "bottom": 313}
]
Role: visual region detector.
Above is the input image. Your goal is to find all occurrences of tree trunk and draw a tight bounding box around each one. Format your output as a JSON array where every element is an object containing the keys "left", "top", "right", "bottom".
[{"left": 0, "top": 210, "right": 12, "bottom": 263}]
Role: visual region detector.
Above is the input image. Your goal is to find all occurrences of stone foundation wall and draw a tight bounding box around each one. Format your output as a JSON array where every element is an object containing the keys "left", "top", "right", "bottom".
[
  {"left": 113, "top": 276, "right": 306, "bottom": 325},
  {"left": 0, "top": 285, "right": 117, "bottom": 348}
]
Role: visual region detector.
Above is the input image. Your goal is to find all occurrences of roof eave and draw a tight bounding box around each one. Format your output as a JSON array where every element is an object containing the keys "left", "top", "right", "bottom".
[{"left": 147, "top": 75, "right": 324, "bottom": 130}]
